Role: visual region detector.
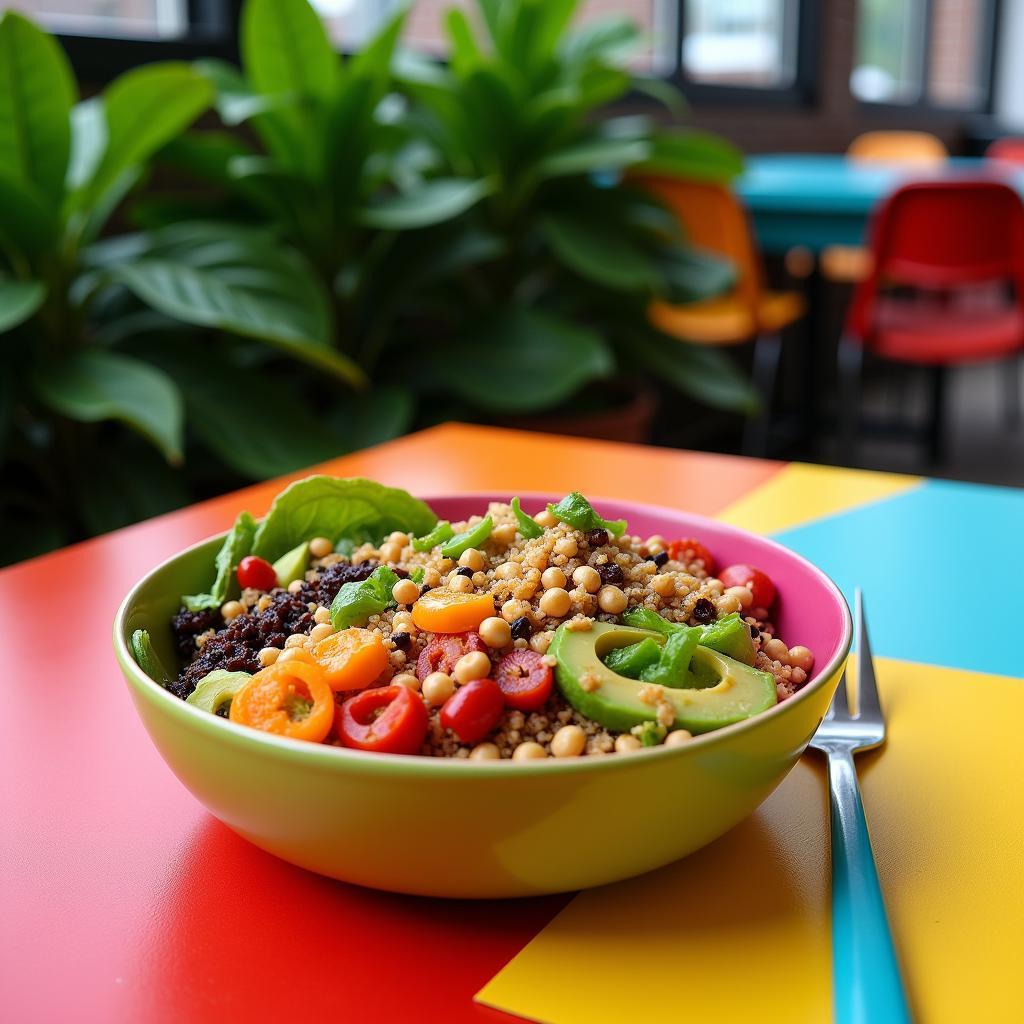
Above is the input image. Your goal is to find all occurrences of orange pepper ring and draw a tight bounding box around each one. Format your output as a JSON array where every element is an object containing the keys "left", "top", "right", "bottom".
[{"left": 229, "top": 659, "right": 333, "bottom": 742}]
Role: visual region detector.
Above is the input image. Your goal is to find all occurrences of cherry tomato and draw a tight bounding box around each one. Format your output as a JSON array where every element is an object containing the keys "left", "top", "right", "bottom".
[
  {"left": 440, "top": 678, "right": 504, "bottom": 745},
  {"left": 416, "top": 631, "right": 486, "bottom": 681},
  {"left": 237, "top": 555, "right": 277, "bottom": 591},
  {"left": 494, "top": 649, "right": 553, "bottom": 712},
  {"left": 719, "top": 564, "right": 776, "bottom": 608},
  {"left": 336, "top": 685, "right": 428, "bottom": 755},
  {"left": 667, "top": 538, "right": 715, "bottom": 575}
]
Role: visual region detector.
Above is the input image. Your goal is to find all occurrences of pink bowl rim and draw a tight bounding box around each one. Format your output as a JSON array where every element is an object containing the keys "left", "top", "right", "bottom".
[{"left": 115, "top": 491, "right": 853, "bottom": 777}]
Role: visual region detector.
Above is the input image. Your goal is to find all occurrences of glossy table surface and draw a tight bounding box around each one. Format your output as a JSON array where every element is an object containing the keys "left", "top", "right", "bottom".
[
  {"left": 3, "top": 423, "right": 1021, "bottom": 1022},
  {"left": 736, "top": 153, "right": 1024, "bottom": 251}
]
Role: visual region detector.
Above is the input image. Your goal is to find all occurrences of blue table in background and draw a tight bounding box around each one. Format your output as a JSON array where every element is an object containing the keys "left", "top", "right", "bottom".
[{"left": 735, "top": 154, "right": 1024, "bottom": 253}]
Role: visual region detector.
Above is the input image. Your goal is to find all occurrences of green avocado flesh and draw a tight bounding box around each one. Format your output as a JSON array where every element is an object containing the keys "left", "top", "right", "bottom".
[
  {"left": 185, "top": 669, "right": 251, "bottom": 715},
  {"left": 273, "top": 541, "right": 310, "bottom": 587},
  {"left": 698, "top": 612, "right": 756, "bottom": 666},
  {"left": 550, "top": 621, "right": 777, "bottom": 735}
]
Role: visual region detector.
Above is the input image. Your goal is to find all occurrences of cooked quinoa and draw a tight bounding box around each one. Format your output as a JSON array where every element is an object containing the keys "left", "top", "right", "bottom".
[{"left": 166, "top": 496, "right": 814, "bottom": 759}]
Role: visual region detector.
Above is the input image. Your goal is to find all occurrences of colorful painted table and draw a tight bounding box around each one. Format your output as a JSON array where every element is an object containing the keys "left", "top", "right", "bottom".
[
  {"left": 736, "top": 154, "right": 1024, "bottom": 252},
  {"left": 3, "top": 424, "right": 1021, "bottom": 1023}
]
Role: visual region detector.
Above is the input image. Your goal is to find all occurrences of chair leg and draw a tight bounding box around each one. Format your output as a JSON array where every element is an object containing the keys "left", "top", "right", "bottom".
[
  {"left": 926, "top": 365, "right": 948, "bottom": 465},
  {"left": 1004, "top": 354, "right": 1022, "bottom": 430},
  {"left": 837, "top": 334, "right": 863, "bottom": 466},
  {"left": 742, "top": 333, "right": 783, "bottom": 458}
]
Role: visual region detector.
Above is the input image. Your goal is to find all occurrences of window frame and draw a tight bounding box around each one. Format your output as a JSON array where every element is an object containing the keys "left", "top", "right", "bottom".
[{"left": 851, "top": 0, "right": 1003, "bottom": 115}]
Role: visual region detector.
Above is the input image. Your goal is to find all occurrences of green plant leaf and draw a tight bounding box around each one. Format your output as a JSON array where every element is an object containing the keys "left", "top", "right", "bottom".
[
  {"left": 656, "top": 244, "right": 736, "bottom": 304},
  {"left": 78, "top": 63, "right": 212, "bottom": 210},
  {"left": 348, "top": 4, "right": 407, "bottom": 86},
  {"left": 66, "top": 98, "right": 105, "bottom": 190},
  {"left": 561, "top": 15, "right": 641, "bottom": 65},
  {"left": 0, "top": 11, "right": 76, "bottom": 204},
  {"left": 325, "top": 385, "right": 414, "bottom": 451},
  {"left": 183, "top": 511, "right": 258, "bottom": 611},
  {"left": 30, "top": 348, "right": 185, "bottom": 461},
  {"left": 635, "top": 130, "right": 745, "bottom": 183},
  {"left": 358, "top": 177, "right": 493, "bottom": 230},
  {"left": 537, "top": 136, "right": 650, "bottom": 179},
  {"left": 242, "top": 0, "right": 338, "bottom": 101},
  {"left": 0, "top": 277, "right": 44, "bottom": 332},
  {"left": 630, "top": 76, "right": 688, "bottom": 116},
  {"left": 419, "top": 306, "right": 614, "bottom": 414},
  {"left": 195, "top": 58, "right": 280, "bottom": 125},
  {"left": 0, "top": 171, "right": 59, "bottom": 258},
  {"left": 445, "top": 8, "right": 484, "bottom": 73},
  {"left": 541, "top": 214, "right": 661, "bottom": 292},
  {"left": 629, "top": 329, "right": 759, "bottom": 414},
  {"left": 157, "top": 131, "right": 257, "bottom": 187}
]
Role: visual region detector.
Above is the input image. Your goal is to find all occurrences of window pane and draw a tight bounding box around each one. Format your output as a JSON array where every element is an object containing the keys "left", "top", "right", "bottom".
[
  {"left": 928, "top": 0, "right": 985, "bottom": 108},
  {"left": 682, "top": 0, "right": 799, "bottom": 88},
  {"left": 9, "top": 0, "right": 188, "bottom": 39},
  {"left": 313, "top": 0, "right": 674, "bottom": 71},
  {"left": 850, "top": 0, "right": 925, "bottom": 103}
]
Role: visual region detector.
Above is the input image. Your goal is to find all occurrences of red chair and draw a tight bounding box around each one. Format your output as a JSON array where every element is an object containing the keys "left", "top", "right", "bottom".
[
  {"left": 986, "top": 137, "right": 1024, "bottom": 165},
  {"left": 840, "top": 180, "right": 1024, "bottom": 462}
]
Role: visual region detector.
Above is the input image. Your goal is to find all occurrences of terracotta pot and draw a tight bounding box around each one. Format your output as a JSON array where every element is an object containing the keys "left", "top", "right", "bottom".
[{"left": 495, "top": 379, "right": 658, "bottom": 444}]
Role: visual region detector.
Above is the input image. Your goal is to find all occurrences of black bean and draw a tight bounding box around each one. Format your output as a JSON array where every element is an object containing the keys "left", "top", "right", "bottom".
[
  {"left": 586, "top": 528, "right": 608, "bottom": 547},
  {"left": 510, "top": 616, "right": 532, "bottom": 641},
  {"left": 651, "top": 551, "right": 668, "bottom": 567},
  {"left": 392, "top": 632, "right": 411, "bottom": 650},
  {"left": 749, "top": 623, "right": 760, "bottom": 638},
  {"left": 456, "top": 566, "right": 474, "bottom": 578},
  {"left": 597, "top": 562, "right": 624, "bottom": 586},
  {"left": 692, "top": 598, "right": 716, "bottom": 625}
]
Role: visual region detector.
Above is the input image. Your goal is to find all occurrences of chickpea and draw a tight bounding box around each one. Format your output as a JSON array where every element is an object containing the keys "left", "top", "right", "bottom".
[
  {"left": 571, "top": 565, "right": 601, "bottom": 593},
  {"left": 469, "top": 742, "right": 500, "bottom": 760},
  {"left": 553, "top": 537, "right": 578, "bottom": 558},
  {"left": 256, "top": 595, "right": 272, "bottom": 613},
  {"left": 725, "top": 585, "right": 753, "bottom": 610},
  {"left": 541, "top": 566, "right": 567, "bottom": 590},
  {"left": 392, "top": 611, "right": 416, "bottom": 634},
  {"left": 615, "top": 734, "right": 643, "bottom": 753},
  {"left": 448, "top": 574, "right": 473, "bottom": 593},
  {"left": 472, "top": 571, "right": 489, "bottom": 589},
  {"left": 220, "top": 600, "right": 244, "bottom": 622},
  {"left": 387, "top": 531, "right": 410, "bottom": 547},
  {"left": 313, "top": 605, "right": 332, "bottom": 625},
  {"left": 454, "top": 651, "right": 491, "bottom": 684},
  {"left": 479, "top": 616, "right": 512, "bottom": 649},
  {"left": 551, "top": 724, "right": 586, "bottom": 758},
  {"left": 513, "top": 578, "right": 539, "bottom": 601},
  {"left": 791, "top": 666, "right": 807, "bottom": 685},
  {"left": 788, "top": 645, "right": 815, "bottom": 672},
  {"left": 309, "top": 622, "right": 334, "bottom": 644},
  {"left": 258, "top": 646, "right": 281, "bottom": 667},
  {"left": 284, "top": 633, "right": 308, "bottom": 649},
  {"left": 458, "top": 548, "right": 485, "bottom": 572},
  {"left": 392, "top": 578, "right": 420, "bottom": 605},
  {"left": 598, "top": 585, "right": 627, "bottom": 614},
  {"left": 278, "top": 647, "right": 310, "bottom": 664},
  {"left": 512, "top": 741, "right": 547, "bottom": 761},
  {"left": 392, "top": 672, "right": 421, "bottom": 691},
  {"left": 423, "top": 567, "right": 442, "bottom": 589},
  {"left": 309, "top": 536, "right": 334, "bottom": 559},
  {"left": 539, "top": 587, "right": 572, "bottom": 618},
  {"left": 494, "top": 561, "right": 517, "bottom": 580},
  {"left": 664, "top": 729, "right": 694, "bottom": 747},
  {"left": 645, "top": 535, "right": 666, "bottom": 554},
  {"left": 502, "top": 599, "right": 527, "bottom": 622},
  {"left": 491, "top": 523, "right": 517, "bottom": 546},
  {"left": 717, "top": 592, "right": 742, "bottom": 615},
  {"left": 287, "top": 579, "right": 305, "bottom": 595},
  {"left": 422, "top": 672, "right": 455, "bottom": 705},
  {"left": 529, "top": 631, "right": 553, "bottom": 655},
  {"left": 534, "top": 509, "right": 557, "bottom": 528},
  {"left": 764, "top": 637, "right": 789, "bottom": 663},
  {"left": 651, "top": 574, "right": 676, "bottom": 598},
  {"left": 379, "top": 541, "right": 403, "bottom": 563}
]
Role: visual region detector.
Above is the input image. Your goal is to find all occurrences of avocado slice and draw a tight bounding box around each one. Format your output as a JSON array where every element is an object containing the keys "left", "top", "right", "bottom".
[
  {"left": 622, "top": 608, "right": 756, "bottom": 666},
  {"left": 272, "top": 541, "right": 310, "bottom": 588},
  {"left": 186, "top": 669, "right": 251, "bottom": 715},
  {"left": 549, "top": 621, "right": 776, "bottom": 735}
]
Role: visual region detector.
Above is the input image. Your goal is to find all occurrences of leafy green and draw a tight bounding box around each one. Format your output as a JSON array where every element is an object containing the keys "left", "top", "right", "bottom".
[
  {"left": 0, "top": 278, "right": 45, "bottom": 333},
  {"left": 186, "top": 669, "right": 251, "bottom": 714},
  {"left": 182, "top": 510, "right": 258, "bottom": 611},
  {"left": 639, "top": 627, "right": 700, "bottom": 689},
  {"left": 511, "top": 497, "right": 542, "bottom": 539},
  {"left": 441, "top": 515, "right": 493, "bottom": 558},
  {"left": 413, "top": 520, "right": 454, "bottom": 552},
  {"left": 547, "top": 492, "right": 626, "bottom": 538},
  {"left": 251, "top": 475, "right": 437, "bottom": 563},
  {"left": 358, "top": 178, "right": 494, "bottom": 230},
  {"left": 603, "top": 637, "right": 662, "bottom": 679},
  {"left": 409, "top": 566, "right": 426, "bottom": 585},
  {"left": 630, "top": 720, "right": 666, "bottom": 747},
  {"left": 330, "top": 565, "right": 400, "bottom": 629},
  {"left": 131, "top": 628, "right": 172, "bottom": 683}
]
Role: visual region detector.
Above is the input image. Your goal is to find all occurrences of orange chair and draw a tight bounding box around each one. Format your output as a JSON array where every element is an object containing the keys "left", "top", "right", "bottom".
[
  {"left": 823, "top": 131, "right": 949, "bottom": 283},
  {"left": 986, "top": 137, "right": 1024, "bottom": 165},
  {"left": 637, "top": 176, "right": 806, "bottom": 454}
]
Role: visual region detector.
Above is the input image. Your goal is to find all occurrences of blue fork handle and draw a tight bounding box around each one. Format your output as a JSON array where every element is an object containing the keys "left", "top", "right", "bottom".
[{"left": 828, "top": 749, "right": 913, "bottom": 1024}]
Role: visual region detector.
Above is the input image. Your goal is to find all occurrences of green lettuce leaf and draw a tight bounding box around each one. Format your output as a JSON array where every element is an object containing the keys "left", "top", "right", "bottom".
[
  {"left": 547, "top": 491, "right": 626, "bottom": 537},
  {"left": 250, "top": 476, "right": 437, "bottom": 562},
  {"left": 330, "top": 565, "right": 400, "bottom": 629},
  {"left": 511, "top": 497, "right": 542, "bottom": 539},
  {"left": 130, "top": 628, "right": 172, "bottom": 684},
  {"left": 182, "top": 511, "right": 257, "bottom": 611}
]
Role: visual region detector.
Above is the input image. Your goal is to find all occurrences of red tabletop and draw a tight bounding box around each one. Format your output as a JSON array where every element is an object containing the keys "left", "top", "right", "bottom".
[{"left": 1, "top": 424, "right": 781, "bottom": 1023}]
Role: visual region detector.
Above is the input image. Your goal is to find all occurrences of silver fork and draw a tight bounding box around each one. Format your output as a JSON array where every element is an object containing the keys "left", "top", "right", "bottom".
[{"left": 809, "top": 589, "right": 912, "bottom": 1024}]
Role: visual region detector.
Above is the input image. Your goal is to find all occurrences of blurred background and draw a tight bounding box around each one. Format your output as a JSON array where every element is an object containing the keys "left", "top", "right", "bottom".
[{"left": 2, "top": 0, "right": 1022, "bottom": 566}]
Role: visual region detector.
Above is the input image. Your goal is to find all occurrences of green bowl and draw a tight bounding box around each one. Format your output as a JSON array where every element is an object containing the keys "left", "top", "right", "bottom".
[{"left": 114, "top": 494, "right": 851, "bottom": 898}]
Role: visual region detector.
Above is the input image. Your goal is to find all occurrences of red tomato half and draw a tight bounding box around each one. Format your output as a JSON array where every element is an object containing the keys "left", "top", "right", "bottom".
[
  {"left": 237, "top": 555, "right": 277, "bottom": 591},
  {"left": 415, "top": 631, "right": 486, "bottom": 681},
  {"left": 494, "top": 649, "right": 553, "bottom": 712},
  {"left": 440, "top": 678, "right": 504, "bottom": 745},
  {"left": 719, "top": 564, "right": 776, "bottom": 609},
  {"left": 667, "top": 538, "right": 715, "bottom": 575},
  {"left": 337, "top": 685, "right": 428, "bottom": 755}
]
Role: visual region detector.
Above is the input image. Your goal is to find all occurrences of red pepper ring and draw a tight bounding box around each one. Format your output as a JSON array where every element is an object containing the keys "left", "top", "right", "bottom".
[{"left": 336, "top": 685, "right": 429, "bottom": 755}]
